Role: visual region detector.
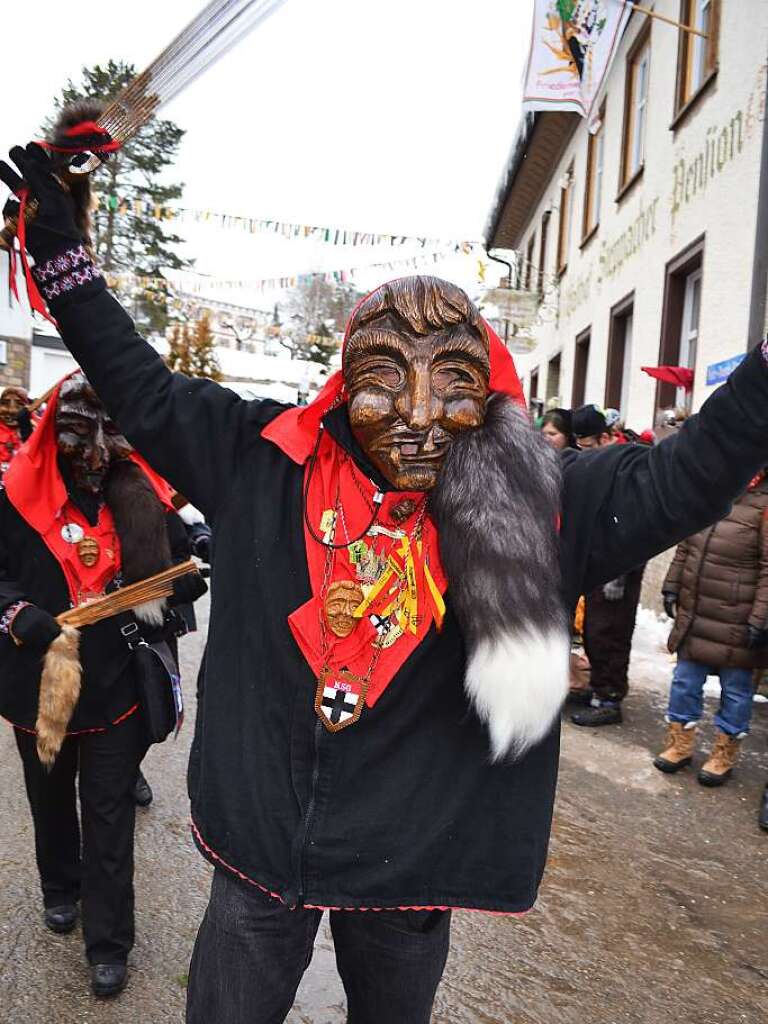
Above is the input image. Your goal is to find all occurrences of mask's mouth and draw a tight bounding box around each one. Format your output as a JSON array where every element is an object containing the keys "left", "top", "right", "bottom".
[
  {"left": 74, "top": 467, "right": 107, "bottom": 492},
  {"left": 397, "top": 440, "right": 447, "bottom": 461}
]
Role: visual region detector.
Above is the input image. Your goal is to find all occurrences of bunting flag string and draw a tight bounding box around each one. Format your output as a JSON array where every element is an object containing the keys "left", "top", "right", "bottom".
[
  {"left": 94, "top": 193, "right": 478, "bottom": 251},
  {"left": 104, "top": 247, "right": 459, "bottom": 297}
]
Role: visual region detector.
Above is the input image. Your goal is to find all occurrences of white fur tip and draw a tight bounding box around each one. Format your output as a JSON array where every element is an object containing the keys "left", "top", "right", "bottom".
[
  {"left": 465, "top": 627, "right": 570, "bottom": 761},
  {"left": 132, "top": 598, "right": 167, "bottom": 628}
]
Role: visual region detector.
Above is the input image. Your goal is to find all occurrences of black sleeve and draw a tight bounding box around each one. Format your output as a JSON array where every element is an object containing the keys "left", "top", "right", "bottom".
[
  {"left": 51, "top": 286, "right": 284, "bottom": 518},
  {"left": 166, "top": 510, "right": 192, "bottom": 564},
  {"left": 0, "top": 495, "right": 27, "bottom": 613},
  {"left": 566, "top": 345, "right": 768, "bottom": 592}
]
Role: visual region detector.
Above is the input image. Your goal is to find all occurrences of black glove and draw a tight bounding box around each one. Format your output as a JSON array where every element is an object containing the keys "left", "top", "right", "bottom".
[
  {"left": 0, "top": 143, "right": 83, "bottom": 262},
  {"left": 170, "top": 572, "right": 208, "bottom": 607},
  {"left": 10, "top": 605, "right": 62, "bottom": 649},
  {"left": 189, "top": 523, "right": 212, "bottom": 564},
  {"left": 747, "top": 624, "right": 768, "bottom": 650},
  {"left": 662, "top": 591, "right": 678, "bottom": 619}
]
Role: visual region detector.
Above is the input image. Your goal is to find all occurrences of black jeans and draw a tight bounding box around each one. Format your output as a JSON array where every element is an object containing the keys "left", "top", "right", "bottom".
[
  {"left": 187, "top": 868, "right": 452, "bottom": 1024},
  {"left": 15, "top": 711, "right": 148, "bottom": 965}
]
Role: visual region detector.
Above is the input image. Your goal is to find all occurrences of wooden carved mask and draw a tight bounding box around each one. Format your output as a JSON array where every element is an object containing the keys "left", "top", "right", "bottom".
[
  {"left": 0, "top": 386, "right": 28, "bottom": 427},
  {"left": 55, "top": 374, "right": 132, "bottom": 494},
  {"left": 343, "top": 277, "right": 490, "bottom": 491}
]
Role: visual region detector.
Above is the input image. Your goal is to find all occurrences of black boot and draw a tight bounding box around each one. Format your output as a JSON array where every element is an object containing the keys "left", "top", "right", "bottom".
[
  {"left": 759, "top": 784, "right": 768, "bottom": 832},
  {"left": 133, "top": 770, "right": 153, "bottom": 808},
  {"left": 571, "top": 702, "right": 623, "bottom": 727},
  {"left": 43, "top": 904, "right": 78, "bottom": 934},
  {"left": 91, "top": 963, "right": 128, "bottom": 998},
  {"left": 565, "top": 688, "right": 594, "bottom": 706}
]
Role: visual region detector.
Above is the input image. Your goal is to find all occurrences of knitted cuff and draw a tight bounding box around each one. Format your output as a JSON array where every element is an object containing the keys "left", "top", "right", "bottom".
[
  {"left": 0, "top": 600, "right": 31, "bottom": 639},
  {"left": 31, "top": 244, "right": 103, "bottom": 302}
]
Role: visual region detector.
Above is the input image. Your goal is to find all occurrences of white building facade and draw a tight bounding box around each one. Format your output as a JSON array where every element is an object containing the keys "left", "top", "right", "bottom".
[{"left": 485, "top": 0, "right": 768, "bottom": 430}]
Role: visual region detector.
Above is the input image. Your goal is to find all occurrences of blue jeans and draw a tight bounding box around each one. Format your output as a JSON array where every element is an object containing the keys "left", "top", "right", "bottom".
[
  {"left": 667, "top": 659, "right": 755, "bottom": 736},
  {"left": 187, "top": 868, "right": 451, "bottom": 1024}
]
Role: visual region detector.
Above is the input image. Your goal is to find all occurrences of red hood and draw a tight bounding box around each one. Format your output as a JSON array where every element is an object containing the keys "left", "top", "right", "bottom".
[
  {"left": 4, "top": 373, "right": 175, "bottom": 534},
  {"left": 262, "top": 284, "right": 525, "bottom": 464}
]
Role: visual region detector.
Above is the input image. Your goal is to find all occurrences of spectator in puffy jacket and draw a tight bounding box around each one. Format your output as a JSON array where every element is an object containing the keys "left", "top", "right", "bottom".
[{"left": 654, "top": 472, "right": 768, "bottom": 788}]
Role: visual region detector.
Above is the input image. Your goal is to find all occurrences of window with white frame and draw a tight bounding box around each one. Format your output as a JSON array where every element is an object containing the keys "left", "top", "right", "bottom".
[
  {"left": 621, "top": 29, "right": 650, "bottom": 188},
  {"left": 677, "top": 0, "right": 719, "bottom": 112},
  {"left": 677, "top": 268, "right": 701, "bottom": 408}
]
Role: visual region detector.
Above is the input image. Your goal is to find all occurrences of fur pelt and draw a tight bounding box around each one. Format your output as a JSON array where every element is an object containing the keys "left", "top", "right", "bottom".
[
  {"left": 104, "top": 460, "right": 172, "bottom": 626},
  {"left": 36, "top": 626, "right": 82, "bottom": 767},
  {"left": 49, "top": 101, "right": 105, "bottom": 253},
  {"left": 431, "top": 394, "right": 570, "bottom": 761}
]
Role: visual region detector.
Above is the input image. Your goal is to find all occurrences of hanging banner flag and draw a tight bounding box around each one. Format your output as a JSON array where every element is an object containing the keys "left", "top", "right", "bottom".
[
  {"left": 92, "top": 194, "right": 478, "bottom": 251},
  {"left": 522, "top": 0, "right": 632, "bottom": 120}
]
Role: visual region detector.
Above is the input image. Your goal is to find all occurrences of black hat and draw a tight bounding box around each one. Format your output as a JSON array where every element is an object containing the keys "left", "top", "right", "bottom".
[{"left": 572, "top": 403, "right": 607, "bottom": 438}]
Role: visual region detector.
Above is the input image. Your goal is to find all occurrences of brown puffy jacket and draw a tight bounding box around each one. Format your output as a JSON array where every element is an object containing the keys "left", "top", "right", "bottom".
[{"left": 664, "top": 476, "right": 768, "bottom": 669}]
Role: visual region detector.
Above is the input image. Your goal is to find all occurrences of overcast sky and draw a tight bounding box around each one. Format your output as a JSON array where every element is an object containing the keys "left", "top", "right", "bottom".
[{"left": 2, "top": 0, "right": 532, "bottom": 303}]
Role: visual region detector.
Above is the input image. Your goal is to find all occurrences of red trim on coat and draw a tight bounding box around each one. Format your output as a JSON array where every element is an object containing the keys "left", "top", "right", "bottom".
[
  {"left": 4, "top": 702, "right": 139, "bottom": 737},
  {"left": 190, "top": 818, "right": 531, "bottom": 917}
]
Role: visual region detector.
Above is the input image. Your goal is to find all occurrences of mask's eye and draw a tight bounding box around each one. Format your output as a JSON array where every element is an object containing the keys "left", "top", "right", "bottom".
[
  {"left": 65, "top": 422, "right": 91, "bottom": 438},
  {"left": 352, "top": 358, "right": 403, "bottom": 390},
  {"left": 432, "top": 363, "right": 481, "bottom": 393}
]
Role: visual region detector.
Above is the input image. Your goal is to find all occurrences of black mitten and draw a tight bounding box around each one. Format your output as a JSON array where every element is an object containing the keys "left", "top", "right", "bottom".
[
  {"left": 0, "top": 143, "right": 83, "bottom": 262},
  {"left": 747, "top": 624, "right": 768, "bottom": 650},
  {"left": 170, "top": 572, "right": 209, "bottom": 607},
  {"left": 10, "top": 605, "right": 62, "bottom": 649}
]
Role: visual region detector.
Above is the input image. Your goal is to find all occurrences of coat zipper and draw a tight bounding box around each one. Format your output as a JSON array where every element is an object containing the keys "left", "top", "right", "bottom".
[{"left": 297, "top": 717, "right": 323, "bottom": 905}]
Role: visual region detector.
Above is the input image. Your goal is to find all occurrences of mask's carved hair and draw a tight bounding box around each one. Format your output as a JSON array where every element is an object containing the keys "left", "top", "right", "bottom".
[
  {"left": 345, "top": 276, "right": 488, "bottom": 344},
  {"left": 49, "top": 100, "right": 105, "bottom": 254}
]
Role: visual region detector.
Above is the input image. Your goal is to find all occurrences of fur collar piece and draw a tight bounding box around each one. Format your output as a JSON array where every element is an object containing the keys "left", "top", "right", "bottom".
[{"left": 432, "top": 394, "right": 570, "bottom": 760}]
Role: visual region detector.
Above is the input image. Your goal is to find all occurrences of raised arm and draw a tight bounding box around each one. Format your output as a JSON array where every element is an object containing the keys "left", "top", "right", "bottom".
[
  {"left": 563, "top": 344, "right": 768, "bottom": 595},
  {"left": 52, "top": 286, "right": 252, "bottom": 518},
  {"left": 0, "top": 142, "right": 272, "bottom": 518}
]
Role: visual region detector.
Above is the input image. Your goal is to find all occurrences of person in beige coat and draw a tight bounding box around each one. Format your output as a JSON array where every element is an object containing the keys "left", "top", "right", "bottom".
[{"left": 654, "top": 473, "right": 768, "bottom": 785}]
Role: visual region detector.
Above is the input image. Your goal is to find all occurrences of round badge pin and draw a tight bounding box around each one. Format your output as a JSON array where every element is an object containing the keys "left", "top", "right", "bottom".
[{"left": 61, "top": 523, "right": 85, "bottom": 544}]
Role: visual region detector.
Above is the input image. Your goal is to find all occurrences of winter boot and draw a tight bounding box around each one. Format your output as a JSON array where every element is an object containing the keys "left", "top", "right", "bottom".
[
  {"left": 653, "top": 721, "right": 696, "bottom": 773},
  {"left": 698, "top": 730, "right": 741, "bottom": 787},
  {"left": 570, "top": 700, "right": 622, "bottom": 727}
]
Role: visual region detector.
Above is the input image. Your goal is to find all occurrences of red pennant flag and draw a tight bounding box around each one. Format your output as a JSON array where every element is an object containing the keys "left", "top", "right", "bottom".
[{"left": 641, "top": 366, "right": 695, "bottom": 391}]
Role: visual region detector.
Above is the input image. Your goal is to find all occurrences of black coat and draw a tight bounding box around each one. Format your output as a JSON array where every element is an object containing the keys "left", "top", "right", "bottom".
[
  {"left": 48, "top": 284, "right": 768, "bottom": 912},
  {"left": 0, "top": 499, "right": 190, "bottom": 732}
]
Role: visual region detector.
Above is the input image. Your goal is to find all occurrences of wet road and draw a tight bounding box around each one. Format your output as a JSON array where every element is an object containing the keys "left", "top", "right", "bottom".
[{"left": 1, "top": 601, "right": 766, "bottom": 1024}]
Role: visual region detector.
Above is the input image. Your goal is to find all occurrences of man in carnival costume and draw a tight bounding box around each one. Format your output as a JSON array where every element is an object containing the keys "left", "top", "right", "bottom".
[
  {"left": 3, "top": 141, "right": 768, "bottom": 1023},
  {"left": 0, "top": 369, "right": 206, "bottom": 998},
  {"left": 0, "top": 384, "right": 32, "bottom": 484}
]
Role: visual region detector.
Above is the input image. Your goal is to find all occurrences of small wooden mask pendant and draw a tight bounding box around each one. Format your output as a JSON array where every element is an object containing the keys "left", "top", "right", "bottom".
[
  {"left": 77, "top": 537, "right": 100, "bottom": 567},
  {"left": 324, "top": 580, "right": 364, "bottom": 638},
  {"left": 391, "top": 499, "right": 417, "bottom": 524}
]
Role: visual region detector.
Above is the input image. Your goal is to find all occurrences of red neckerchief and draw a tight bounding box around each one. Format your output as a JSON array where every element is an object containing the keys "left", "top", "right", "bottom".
[
  {"left": 287, "top": 430, "right": 447, "bottom": 707},
  {"left": 262, "top": 281, "right": 526, "bottom": 705},
  {"left": 43, "top": 500, "right": 121, "bottom": 605},
  {"left": 4, "top": 373, "right": 175, "bottom": 604},
  {"left": 0, "top": 422, "right": 21, "bottom": 479}
]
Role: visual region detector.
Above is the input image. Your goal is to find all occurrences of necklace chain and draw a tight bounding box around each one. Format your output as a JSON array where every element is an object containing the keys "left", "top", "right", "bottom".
[{"left": 318, "top": 478, "right": 428, "bottom": 674}]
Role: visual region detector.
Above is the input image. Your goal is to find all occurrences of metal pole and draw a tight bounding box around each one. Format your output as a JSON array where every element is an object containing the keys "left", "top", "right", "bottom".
[{"left": 747, "top": 64, "right": 768, "bottom": 350}]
